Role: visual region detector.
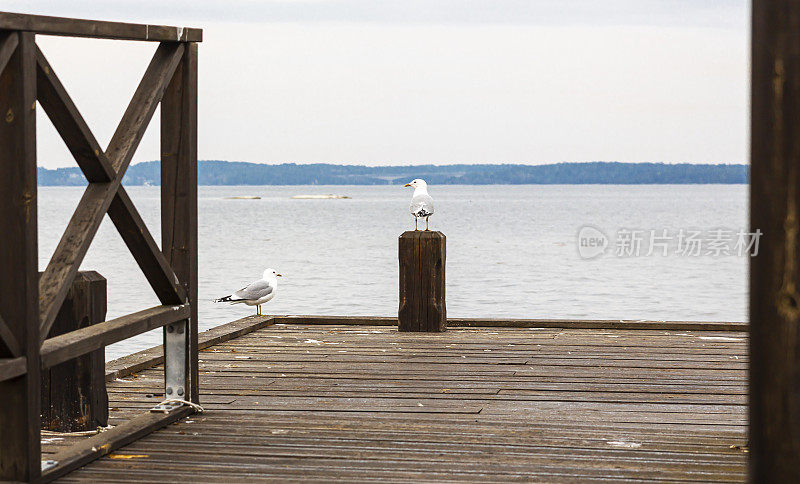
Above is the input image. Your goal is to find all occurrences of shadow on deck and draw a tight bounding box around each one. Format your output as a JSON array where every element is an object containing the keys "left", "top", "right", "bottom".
[{"left": 49, "top": 320, "right": 747, "bottom": 482}]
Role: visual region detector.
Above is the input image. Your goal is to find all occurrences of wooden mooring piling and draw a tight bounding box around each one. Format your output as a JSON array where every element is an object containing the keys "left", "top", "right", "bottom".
[
  {"left": 40, "top": 271, "right": 107, "bottom": 432},
  {"left": 398, "top": 230, "right": 446, "bottom": 332}
]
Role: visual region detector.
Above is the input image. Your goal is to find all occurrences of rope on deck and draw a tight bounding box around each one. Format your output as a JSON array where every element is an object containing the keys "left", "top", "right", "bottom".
[
  {"left": 150, "top": 398, "right": 205, "bottom": 414},
  {"left": 41, "top": 425, "right": 114, "bottom": 437}
]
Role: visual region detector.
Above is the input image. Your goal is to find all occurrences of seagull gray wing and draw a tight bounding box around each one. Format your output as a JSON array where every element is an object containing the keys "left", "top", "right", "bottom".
[
  {"left": 233, "top": 279, "right": 274, "bottom": 301},
  {"left": 410, "top": 193, "right": 434, "bottom": 216}
]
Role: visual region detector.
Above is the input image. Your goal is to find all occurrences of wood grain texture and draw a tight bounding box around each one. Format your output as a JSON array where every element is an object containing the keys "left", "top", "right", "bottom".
[
  {"left": 0, "top": 11, "right": 202, "bottom": 42},
  {"left": 105, "top": 315, "right": 275, "bottom": 383},
  {"left": 41, "top": 272, "right": 108, "bottom": 432},
  {"left": 42, "top": 405, "right": 193, "bottom": 482},
  {"left": 0, "top": 356, "right": 26, "bottom": 382},
  {"left": 52, "top": 324, "right": 747, "bottom": 482},
  {"left": 0, "top": 31, "right": 40, "bottom": 482},
  {"left": 398, "top": 231, "right": 446, "bottom": 332},
  {"left": 100, "top": 314, "right": 748, "bottom": 385},
  {"left": 0, "top": 30, "right": 18, "bottom": 78},
  {"left": 0, "top": 312, "right": 21, "bottom": 357},
  {"left": 273, "top": 314, "right": 748, "bottom": 331},
  {"left": 161, "top": 41, "right": 199, "bottom": 402},
  {"left": 750, "top": 0, "right": 800, "bottom": 480}
]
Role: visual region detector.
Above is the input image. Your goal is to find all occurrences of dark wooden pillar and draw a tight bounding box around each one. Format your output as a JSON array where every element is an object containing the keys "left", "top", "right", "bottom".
[
  {"left": 0, "top": 31, "right": 40, "bottom": 482},
  {"left": 750, "top": 0, "right": 800, "bottom": 479},
  {"left": 41, "top": 272, "right": 108, "bottom": 432},
  {"left": 161, "top": 41, "right": 199, "bottom": 402},
  {"left": 398, "top": 231, "right": 446, "bottom": 332}
]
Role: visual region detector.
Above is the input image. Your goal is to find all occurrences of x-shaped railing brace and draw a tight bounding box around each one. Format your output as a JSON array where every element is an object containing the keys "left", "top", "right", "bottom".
[{"left": 31, "top": 42, "right": 188, "bottom": 345}]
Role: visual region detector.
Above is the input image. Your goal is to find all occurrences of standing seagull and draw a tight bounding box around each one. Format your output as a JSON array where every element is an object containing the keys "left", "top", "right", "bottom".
[
  {"left": 214, "top": 268, "right": 281, "bottom": 316},
  {"left": 404, "top": 179, "right": 435, "bottom": 231}
]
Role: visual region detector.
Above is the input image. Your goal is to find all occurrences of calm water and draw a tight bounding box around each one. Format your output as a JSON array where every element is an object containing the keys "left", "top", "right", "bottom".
[{"left": 36, "top": 185, "right": 748, "bottom": 359}]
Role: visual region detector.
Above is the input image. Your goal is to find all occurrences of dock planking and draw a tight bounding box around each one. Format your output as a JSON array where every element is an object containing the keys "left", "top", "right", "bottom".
[{"left": 49, "top": 322, "right": 747, "bottom": 482}]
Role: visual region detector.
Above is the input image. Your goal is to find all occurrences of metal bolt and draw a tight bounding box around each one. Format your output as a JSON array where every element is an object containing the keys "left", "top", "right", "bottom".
[
  {"left": 167, "top": 325, "right": 174, "bottom": 333},
  {"left": 177, "top": 325, "right": 184, "bottom": 334},
  {"left": 177, "top": 387, "right": 184, "bottom": 396},
  {"left": 166, "top": 387, "right": 173, "bottom": 395}
]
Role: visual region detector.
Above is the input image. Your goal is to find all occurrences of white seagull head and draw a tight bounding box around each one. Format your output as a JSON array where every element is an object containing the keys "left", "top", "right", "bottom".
[
  {"left": 403, "top": 179, "right": 428, "bottom": 190},
  {"left": 263, "top": 268, "right": 283, "bottom": 280}
]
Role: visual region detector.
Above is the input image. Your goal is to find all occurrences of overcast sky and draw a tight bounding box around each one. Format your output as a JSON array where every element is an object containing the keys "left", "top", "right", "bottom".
[{"left": 6, "top": 1, "right": 749, "bottom": 168}]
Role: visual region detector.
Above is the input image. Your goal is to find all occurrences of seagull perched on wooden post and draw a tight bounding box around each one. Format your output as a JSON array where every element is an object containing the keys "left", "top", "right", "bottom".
[
  {"left": 214, "top": 268, "right": 281, "bottom": 316},
  {"left": 404, "top": 179, "right": 435, "bottom": 231}
]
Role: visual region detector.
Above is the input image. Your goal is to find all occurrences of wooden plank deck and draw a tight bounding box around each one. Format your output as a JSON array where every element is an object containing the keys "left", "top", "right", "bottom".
[{"left": 49, "top": 322, "right": 747, "bottom": 482}]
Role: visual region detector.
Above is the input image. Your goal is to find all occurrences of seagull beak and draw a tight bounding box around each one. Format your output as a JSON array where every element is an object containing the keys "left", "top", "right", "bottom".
[
  {"left": 276, "top": 273, "right": 283, "bottom": 277},
  {"left": 403, "top": 183, "right": 411, "bottom": 187}
]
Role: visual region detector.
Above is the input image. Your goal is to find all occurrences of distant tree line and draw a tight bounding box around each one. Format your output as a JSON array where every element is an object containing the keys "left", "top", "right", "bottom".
[{"left": 37, "top": 160, "right": 749, "bottom": 186}]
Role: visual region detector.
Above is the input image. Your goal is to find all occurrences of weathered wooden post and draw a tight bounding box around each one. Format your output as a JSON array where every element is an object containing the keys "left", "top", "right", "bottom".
[
  {"left": 40, "top": 271, "right": 108, "bottom": 431},
  {"left": 162, "top": 41, "right": 199, "bottom": 402},
  {"left": 750, "top": 0, "right": 800, "bottom": 479},
  {"left": 0, "top": 29, "right": 40, "bottom": 482},
  {"left": 398, "top": 231, "right": 446, "bottom": 332}
]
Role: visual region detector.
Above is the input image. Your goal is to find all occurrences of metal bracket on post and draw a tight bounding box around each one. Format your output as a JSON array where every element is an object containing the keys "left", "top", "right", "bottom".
[
  {"left": 164, "top": 320, "right": 187, "bottom": 403},
  {"left": 150, "top": 401, "right": 183, "bottom": 413}
]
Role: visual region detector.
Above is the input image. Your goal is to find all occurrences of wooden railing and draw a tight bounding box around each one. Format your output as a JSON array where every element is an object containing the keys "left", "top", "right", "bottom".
[{"left": 0, "top": 12, "right": 200, "bottom": 482}]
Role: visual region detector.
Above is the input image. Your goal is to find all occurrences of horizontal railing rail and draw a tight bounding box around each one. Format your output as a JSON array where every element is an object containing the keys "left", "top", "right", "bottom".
[
  {"left": 40, "top": 304, "right": 190, "bottom": 369},
  {"left": 0, "top": 356, "right": 26, "bottom": 381},
  {"left": 0, "top": 11, "right": 202, "bottom": 42}
]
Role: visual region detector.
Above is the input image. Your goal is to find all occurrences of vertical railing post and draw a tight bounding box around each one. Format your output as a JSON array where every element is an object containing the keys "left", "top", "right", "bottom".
[
  {"left": 161, "top": 41, "right": 198, "bottom": 403},
  {"left": 0, "top": 31, "right": 40, "bottom": 482},
  {"left": 750, "top": 0, "right": 800, "bottom": 479}
]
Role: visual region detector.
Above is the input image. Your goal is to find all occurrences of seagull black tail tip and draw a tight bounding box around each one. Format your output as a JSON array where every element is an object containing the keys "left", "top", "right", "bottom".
[{"left": 214, "top": 295, "right": 233, "bottom": 303}]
